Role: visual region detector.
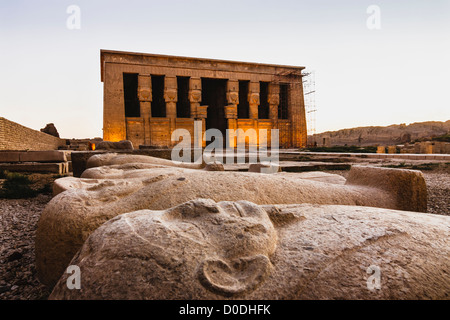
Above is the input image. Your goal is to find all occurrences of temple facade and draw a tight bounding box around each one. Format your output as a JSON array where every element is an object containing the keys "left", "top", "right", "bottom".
[{"left": 101, "top": 50, "right": 307, "bottom": 148}]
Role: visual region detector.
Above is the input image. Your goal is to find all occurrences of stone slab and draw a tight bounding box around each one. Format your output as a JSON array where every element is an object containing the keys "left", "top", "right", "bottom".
[
  {"left": 0, "top": 162, "right": 65, "bottom": 174},
  {"left": 71, "top": 149, "right": 196, "bottom": 177},
  {"left": 0, "top": 151, "right": 21, "bottom": 163},
  {"left": 19, "top": 151, "right": 68, "bottom": 163}
]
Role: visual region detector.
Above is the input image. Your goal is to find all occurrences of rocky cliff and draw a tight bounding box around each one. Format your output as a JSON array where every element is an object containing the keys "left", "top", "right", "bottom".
[{"left": 310, "top": 120, "right": 450, "bottom": 146}]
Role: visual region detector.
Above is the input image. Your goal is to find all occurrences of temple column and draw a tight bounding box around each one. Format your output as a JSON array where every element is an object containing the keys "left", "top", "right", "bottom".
[
  {"left": 248, "top": 81, "right": 260, "bottom": 120},
  {"left": 164, "top": 76, "right": 178, "bottom": 146},
  {"left": 189, "top": 77, "right": 207, "bottom": 147},
  {"left": 189, "top": 77, "right": 201, "bottom": 119},
  {"left": 225, "top": 80, "right": 239, "bottom": 148},
  {"left": 268, "top": 83, "right": 280, "bottom": 148},
  {"left": 138, "top": 74, "right": 152, "bottom": 145},
  {"left": 248, "top": 81, "right": 260, "bottom": 147}
]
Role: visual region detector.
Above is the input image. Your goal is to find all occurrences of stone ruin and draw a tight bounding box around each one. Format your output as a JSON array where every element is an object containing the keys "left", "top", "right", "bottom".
[
  {"left": 40, "top": 123, "right": 60, "bottom": 138},
  {"left": 35, "top": 153, "right": 450, "bottom": 299}
]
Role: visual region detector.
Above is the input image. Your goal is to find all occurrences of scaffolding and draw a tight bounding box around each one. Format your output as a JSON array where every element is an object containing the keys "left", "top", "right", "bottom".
[
  {"left": 272, "top": 69, "right": 316, "bottom": 148},
  {"left": 302, "top": 70, "right": 317, "bottom": 147}
]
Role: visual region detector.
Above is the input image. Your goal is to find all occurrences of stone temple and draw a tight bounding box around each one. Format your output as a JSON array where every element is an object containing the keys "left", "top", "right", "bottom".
[{"left": 101, "top": 50, "right": 307, "bottom": 148}]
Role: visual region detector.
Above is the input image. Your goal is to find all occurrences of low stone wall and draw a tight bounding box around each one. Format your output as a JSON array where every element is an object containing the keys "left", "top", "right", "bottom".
[
  {"left": 0, "top": 117, "right": 65, "bottom": 151},
  {"left": 0, "top": 150, "right": 72, "bottom": 174}
]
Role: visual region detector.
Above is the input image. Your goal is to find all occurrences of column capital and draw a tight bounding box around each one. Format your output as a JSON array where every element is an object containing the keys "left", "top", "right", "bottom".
[
  {"left": 248, "top": 81, "right": 260, "bottom": 105},
  {"left": 138, "top": 74, "right": 152, "bottom": 102},
  {"left": 189, "top": 78, "right": 202, "bottom": 118},
  {"left": 164, "top": 76, "right": 177, "bottom": 103}
]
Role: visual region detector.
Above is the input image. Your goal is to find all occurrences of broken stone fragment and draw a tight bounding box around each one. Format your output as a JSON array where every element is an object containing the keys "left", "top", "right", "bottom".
[
  {"left": 49, "top": 199, "right": 450, "bottom": 300},
  {"left": 95, "top": 140, "right": 133, "bottom": 150},
  {"left": 35, "top": 154, "right": 428, "bottom": 288}
]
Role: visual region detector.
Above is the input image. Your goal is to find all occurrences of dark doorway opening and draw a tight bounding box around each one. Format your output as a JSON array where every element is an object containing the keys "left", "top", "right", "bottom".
[
  {"left": 259, "top": 82, "right": 269, "bottom": 119},
  {"left": 202, "top": 78, "right": 227, "bottom": 145},
  {"left": 177, "top": 76, "right": 190, "bottom": 118},
  {"left": 151, "top": 75, "right": 166, "bottom": 117},
  {"left": 238, "top": 80, "right": 249, "bottom": 119},
  {"left": 123, "top": 73, "right": 140, "bottom": 117}
]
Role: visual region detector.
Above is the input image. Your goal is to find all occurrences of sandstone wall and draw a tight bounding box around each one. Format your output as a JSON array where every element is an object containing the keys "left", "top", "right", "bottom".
[{"left": 0, "top": 117, "right": 65, "bottom": 151}]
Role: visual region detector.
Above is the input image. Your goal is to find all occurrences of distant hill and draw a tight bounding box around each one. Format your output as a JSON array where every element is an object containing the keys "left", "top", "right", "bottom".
[{"left": 309, "top": 120, "right": 450, "bottom": 147}]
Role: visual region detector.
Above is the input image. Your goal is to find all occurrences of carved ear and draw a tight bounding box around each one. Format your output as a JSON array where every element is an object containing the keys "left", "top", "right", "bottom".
[{"left": 198, "top": 255, "right": 272, "bottom": 297}]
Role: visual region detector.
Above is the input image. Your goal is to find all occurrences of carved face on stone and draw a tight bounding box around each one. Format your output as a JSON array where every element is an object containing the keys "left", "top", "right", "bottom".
[
  {"left": 54, "top": 199, "right": 278, "bottom": 299},
  {"left": 157, "top": 199, "right": 277, "bottom": 296}
]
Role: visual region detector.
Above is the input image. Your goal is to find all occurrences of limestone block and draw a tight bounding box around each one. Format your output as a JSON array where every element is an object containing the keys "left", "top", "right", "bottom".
[
  {"left": 96, "top": 140, "right": 133, "bottom": 151},
  {"left": 0, "top": 162, "right": 64, "bottom": 174},
  {"left": 36, "top": 155, "right": 428, "bottom": 287},
  {"left": 0, "top": 152, "right": 21, "bottom": 163},
  {"left": 85, "top": 153, "right": 205, "bottom": 172},
  {"left": 19, "top": 151, "right": 67, "bottom": 163},
  {"left": 346, "top": 166, "right": 427, "bottom": 212},
  {"left": 248, "top": 162, "right": 281, "bottom": 174},
  {"left": 205, "top": 161, "right": 224, "bottom": 171},
  {"left": 49, "top": 199, "right": 450, "bottom": 300}
]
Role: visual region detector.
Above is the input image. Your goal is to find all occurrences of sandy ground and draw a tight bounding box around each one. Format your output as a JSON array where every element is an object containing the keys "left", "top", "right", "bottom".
[{"left": 0, "top": 170, "right": 448, "bottom": 300}]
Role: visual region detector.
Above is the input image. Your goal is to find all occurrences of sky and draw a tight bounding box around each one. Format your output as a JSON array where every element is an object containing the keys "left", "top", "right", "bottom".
[{"left": 0, "top": 0, "right": 449, "bottom": 138}]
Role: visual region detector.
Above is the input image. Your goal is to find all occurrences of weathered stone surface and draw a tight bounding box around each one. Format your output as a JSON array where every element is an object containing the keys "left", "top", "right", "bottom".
[
  {"left": 96, "top": 140, "right": 134, "bottom": 151},
  {"left": 346, "top": 166, "right": 427, "bottom": 212},
  {"left": 204, "top": 161, "right": 224, "bottom": 171},
  {"left": 19, "top": 151, "right": 68, "bottom": 163},
  {"left": 36, "top": 155, "right": 427, "bottom": 288},
  {"left": 71, "top": 149, "right": 199, "bottom": 177},
  {"left": 0, "top": 162, "right": 66, "bottom": 174},
  {"left": 0, "top": 152, "right": 21, "bottom": 163},
  {"left": 285, "top": 171, "right": 346, "bottom": 185},
  {"left": 248, "top": 162, "right": 281, "bottom": 174},
  {"left": 0, "top": 151, "right": 68, "bottom": 163},
  {"left": 49, "top": 199, "right": 450, "bottom": 300},
  {"left": 85, "top": 153, "right": 205, "bottom": 171}
]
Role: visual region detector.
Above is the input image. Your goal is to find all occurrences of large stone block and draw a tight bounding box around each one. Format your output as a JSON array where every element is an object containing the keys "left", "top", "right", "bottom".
[
  {"left": 346, "top": 166, "right": 427, "bottom": 212},
  {"left": 0, "top": 162, "right": 65, "bottom": 174},
  {"left": 49, "top": 199, "right": 450, "bottom": 299},
  {"left": 36, "top": 155, "right": 428, "bottom": 288},
  {"left": 96, "top": 140, "right": 133, "bottom": 151},
  {"left": 19, "top": 151, "right": 68, "bottom": 163},
  {"left": 0, "top": 151, "right": 21, "bottom": 163}
]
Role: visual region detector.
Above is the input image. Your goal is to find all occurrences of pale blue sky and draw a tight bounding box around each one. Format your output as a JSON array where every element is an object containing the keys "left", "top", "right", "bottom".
[{"left": 1, "top": 0, "right": 449, "bottom": 138}]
